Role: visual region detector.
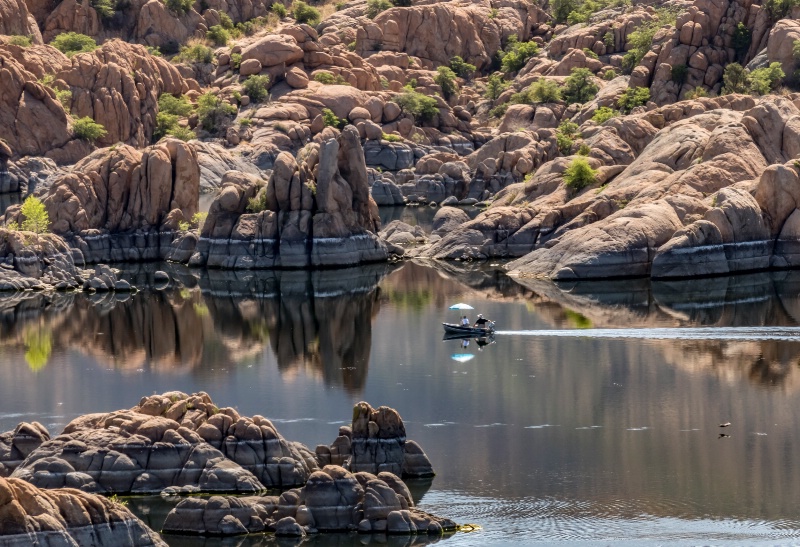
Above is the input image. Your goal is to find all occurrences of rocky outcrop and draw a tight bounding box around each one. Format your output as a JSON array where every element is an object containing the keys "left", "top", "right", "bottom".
[
  {"left": 191, "top": 126, "right": 388, "bottom": 268},
  {"left": 4, "top": 139, "right": 200, "bottom": 264},
  {"left": 161, "top": 465, "right": 455, "bottom": 536},
  {"left": 0, "top": 230, "right": 83, "bottom": 290},
  {"left": 355, "top": 0, "right": 545, "bottom": 70},
  {"left": 0, "top": 422, "right": 49, "bottom": 477},
  {"left": 417, "top": 94, "right": 800, "bottom": 279},
  {"left": 57, "top": 40, "right": 189, "bottom": 147},
  {"left": 10, "top": 391, "right": 318, "bottom": 493},
  {"left": 0, "top": 0, "right": 43, "bottom": 44},
  {"left": 0, "top": 476, "right": 167, "bottom": 546},
  {"left": 315, "top": 401, "right": 435, "bottom": 478}
]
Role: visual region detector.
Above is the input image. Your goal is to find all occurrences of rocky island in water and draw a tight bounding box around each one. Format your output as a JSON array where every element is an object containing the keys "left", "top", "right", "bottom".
[{"left": 2, "top": 0, "right": 800, "bottom": 540}]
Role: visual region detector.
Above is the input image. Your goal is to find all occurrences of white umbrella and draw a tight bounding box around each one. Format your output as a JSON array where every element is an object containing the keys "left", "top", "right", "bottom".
[
  {"left": 449, "top": 303, "right": 474, "bottom": 310},
  {"left": 451, "top": 353, "right": 475, "bottom": 363}
]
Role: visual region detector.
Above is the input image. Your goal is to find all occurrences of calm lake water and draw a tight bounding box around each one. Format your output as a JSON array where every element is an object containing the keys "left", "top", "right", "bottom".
[{"left": 2, "top": 260, "right": 800, "bottom": 545}]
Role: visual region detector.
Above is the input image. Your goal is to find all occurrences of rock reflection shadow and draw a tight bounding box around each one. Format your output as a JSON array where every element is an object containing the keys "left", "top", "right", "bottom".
[{"left": 514, "top": 269, "right": 800, "bottom": 390}]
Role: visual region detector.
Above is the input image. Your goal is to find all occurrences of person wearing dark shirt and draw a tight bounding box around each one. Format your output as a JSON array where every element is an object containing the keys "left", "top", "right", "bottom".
[{"left": 474, "top": 314, "right": 489, "bottom": 327}]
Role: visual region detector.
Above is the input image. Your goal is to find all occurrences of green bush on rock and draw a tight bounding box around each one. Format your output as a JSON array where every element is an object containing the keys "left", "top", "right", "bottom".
[
  {"left": 72, "top": 117, "right": 107, "bottom": 142},
  {"left": 242, "top": 75, "right": 270, "bottom": 103},
  {"left": 50, "top": 32, "right": 97, "bottom": 56},
  {"left": 563, "top": 157, "right": 597, "bottom": 192},
  {"left": 20, "top": 196, "right": 50, "bottom": 234}
]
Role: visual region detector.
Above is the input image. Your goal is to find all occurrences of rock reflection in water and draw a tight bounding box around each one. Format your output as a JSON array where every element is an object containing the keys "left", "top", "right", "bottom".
[
  {"left": 514, "top": 269, "right": 800, "bottom": 390},
  {"left": 0, "top": 263, "right": 394, "bottom": 392},
  {"left": 199, "top": 265, "right": 393, "bottom": 393}
]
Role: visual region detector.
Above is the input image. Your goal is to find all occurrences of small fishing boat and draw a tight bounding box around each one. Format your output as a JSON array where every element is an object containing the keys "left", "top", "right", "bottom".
[{"left": 442, "top": 322, "right": 495, "bottom": 336}]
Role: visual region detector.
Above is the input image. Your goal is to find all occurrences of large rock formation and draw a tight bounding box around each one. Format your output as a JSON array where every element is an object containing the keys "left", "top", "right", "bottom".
[
  {"left": 161, "top": 465, "right": 455, "bottom": 536},
  {"left": 0, "top": 476, "right": 167, "bottom": 546},
  {"left": 316, "top": 401, "right": 435, "bottom": 478},
  {"left": 10, "top": 391, "right": 317, "bottom": 493},
  {"left": 191, "top": 126, "right": 388, "bottom": 268},
  {"left": 0, "top": 422, "right": 49, "bottom": 477}
]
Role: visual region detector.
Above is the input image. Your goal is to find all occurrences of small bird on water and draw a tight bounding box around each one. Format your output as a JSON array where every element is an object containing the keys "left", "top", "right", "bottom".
[{"left": 719, "top": 422, "right": 731, "bottom": 427}]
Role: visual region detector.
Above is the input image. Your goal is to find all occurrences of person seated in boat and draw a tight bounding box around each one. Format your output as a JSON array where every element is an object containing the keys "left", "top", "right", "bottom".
[
  {"left": 474, "top": 314, "right": 490, "bottom": 328},
  {"left": 461, "top": 315, "right": 470, "bottom": 327}
]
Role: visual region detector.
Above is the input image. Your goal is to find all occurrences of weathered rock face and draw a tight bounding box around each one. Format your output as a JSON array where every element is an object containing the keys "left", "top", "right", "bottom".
[
  {"left": 355, "top": 0, "right": 545, "bottom": 70},
  {"left": 0, "top": 54, "right": 73, "bottom": 161},
  {"left": 4, "top": 140, "right": 200, "bottom": 264},
  {"left": 0, "top": 230, "right": 83, "bottom": 290},
  {"left": 0, "top": 0, "right": 43, "bottom": 43},
  {"left": 315, "top": 402, "right": 434, "bottom": 478},
  {"left": 0, "top": 422, "right": 49, "bottom": 477},
  {"left": 419, "top": 94, "right": 800, "bottom": 280},
  {"left": 192, "top": 126, "right": 388, "bottom": 269},
  {"left": 10, "top": 391, "right": 318, "bottom": 493},
  {"left": 57, "top": 40, "right": 189, "bottom": 147},
  {"left": 161, "top": 465, "right": 455, "bottom": 536},
  {"left": 0, "top": 476, "right": 167, "bottom": 546}
]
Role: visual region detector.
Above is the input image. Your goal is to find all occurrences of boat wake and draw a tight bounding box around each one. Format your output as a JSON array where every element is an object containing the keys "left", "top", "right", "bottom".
[{"left": 494, "top": 327, "right": 800, "bottom": 342}]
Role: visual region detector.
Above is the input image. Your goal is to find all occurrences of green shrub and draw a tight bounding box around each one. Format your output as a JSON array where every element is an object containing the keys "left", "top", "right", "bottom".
[
  {"left": 239, "top": 117, "right": 253, "bottom": 126},
  {"left": 685, "top": 86, "right": 708, "bottom": 99},
  {"left": 55, "top": 89, "right": 72, "bottom": 109},
  {"left": 732, "top": 22, "right": 751, "bottom": 59},
  {"left": 230, "top": 52, "right": 242, "bottom": 70},
  {"left": 322, "top": 108, "right": 345, "bottom": 129},
  {"left": 489, "top": 7, "right": 498, "bottom": 18},
  {"left": 671, "top": 64, "right": 688, "bottom": 85},
  {"left": 530, "top": 78, "right": 561, "bottom": 102},
  {"left": 8, "top": 35, "right": 32, "bottom": 47},
  {"left": 313, "top": 71, "right": 347, "bottom": 85},
  {"left": 591, "top": 106, "right": 617, "bottom": 123},
  {"left": 582, "top": 47, "right": 598, "bottom": 59},
  {"left": 219, "top": 12, "right": 233, "bottom": 29},
  {"left": 366, "top": 0, "right": 391, "bottom": 17},
  {"left": 500, "top": 37, "right": 539, "bottom": 73},
  {"left": 394, "top": 90, "right": 439, "bottom": 121},
  {"left": 146, "top": 45, "right": 162, "bottom": 56},
  {"left": 154, "top": 112, "right": 179, "bottom": 141},
  {"left": 272, "top": 2, "right": 287, "bottom": 16},
  {"left": 551, "top": 0, "right": 578, "bottom": 23},
  {"left": 169, "top": 125, "right": 196, "bottom": 141},
  {"left": 577, "top": 143, "right": 591, "bottom": 156},
  {"left": 722, "top": 62, "right": 748, "bottom": 94},
  {"left": 721, "top": 62, "right": 784, "bottom": 95},
  {"left": 335, "top": 1, "right": 345, "bottom": 9},
  {"left": 449, "top": 56, "right": 476, "bottom": 79},
  {"left": 382, "top": 132, "right": 401, "bottom": 142},
  {"left": 164, "top": 0, "right": 193, "bottom": 14},
  {"left": 562, "top": 67, "right": 598, "bottom": 104},
  {"left": 72, "top": 117, "right": 107, "bottom": 142},
  {"left": 489, "top": 102, "right": 508, "bottom": 118},
  {"left": 603, "top": 31, "right": 614, "bottom": 50},
  {"left": 485, "top": 73, "right": 510, "bottom": 100},
  {"left": 749, "top": 62, "right": 784, "bottom": 94},
  {"left": 292, "top": 1, "right": 320, "bottom": 24},
  {"left": 242, "top": 74, "right": 270, "bottom": 102},
  {"left": 176, "top": 43, "right": 213, "bottom": 63},
  {"left": 159, "top": 94, "right": 193, "bottom": 116},
  {"left": 92, "top": 0, "right": 115, "bottom": 18},
  {"left": 556, "top": 120, "right": 580, "bottom": 154},
  {"left": 197, "top": 92, "right": 236, "bottom": 131},
  {"left": 50, "top": 32, "right": 97, "bottom": 56},
  {"left": 20, "top": 196, "right": 50, "bottom": 234},
  {"left": 206, "top": 25, "right": 229, "bottom": 46},
  {"left": 764, "top": 0, "right": 800, "bottom": 20},
  {"left": 621, "top": 9, "right": 677, "bottom": 72},
  {"left": 617, "top": 86, "right": 650, "bottom": 112},
  {"left": 434, "top": 66, "right": 458, "bottom": 99},
  {"left": 247, "top": 190, "right": 268, "bottom": 212},
  {"left": 603, "top": 69, "right": 616, "bottom": 80},
  {"left": 563, "top": 157, "right": 597, "bottom": 192}
]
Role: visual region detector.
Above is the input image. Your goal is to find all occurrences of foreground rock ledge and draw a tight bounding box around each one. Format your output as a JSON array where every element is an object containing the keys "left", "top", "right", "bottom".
[
  {"left": 0, "top": 476, "right": 166, "bottom": 547},
  {"left": 161, "top": 465, "right": 455, "bottom": 537}
]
